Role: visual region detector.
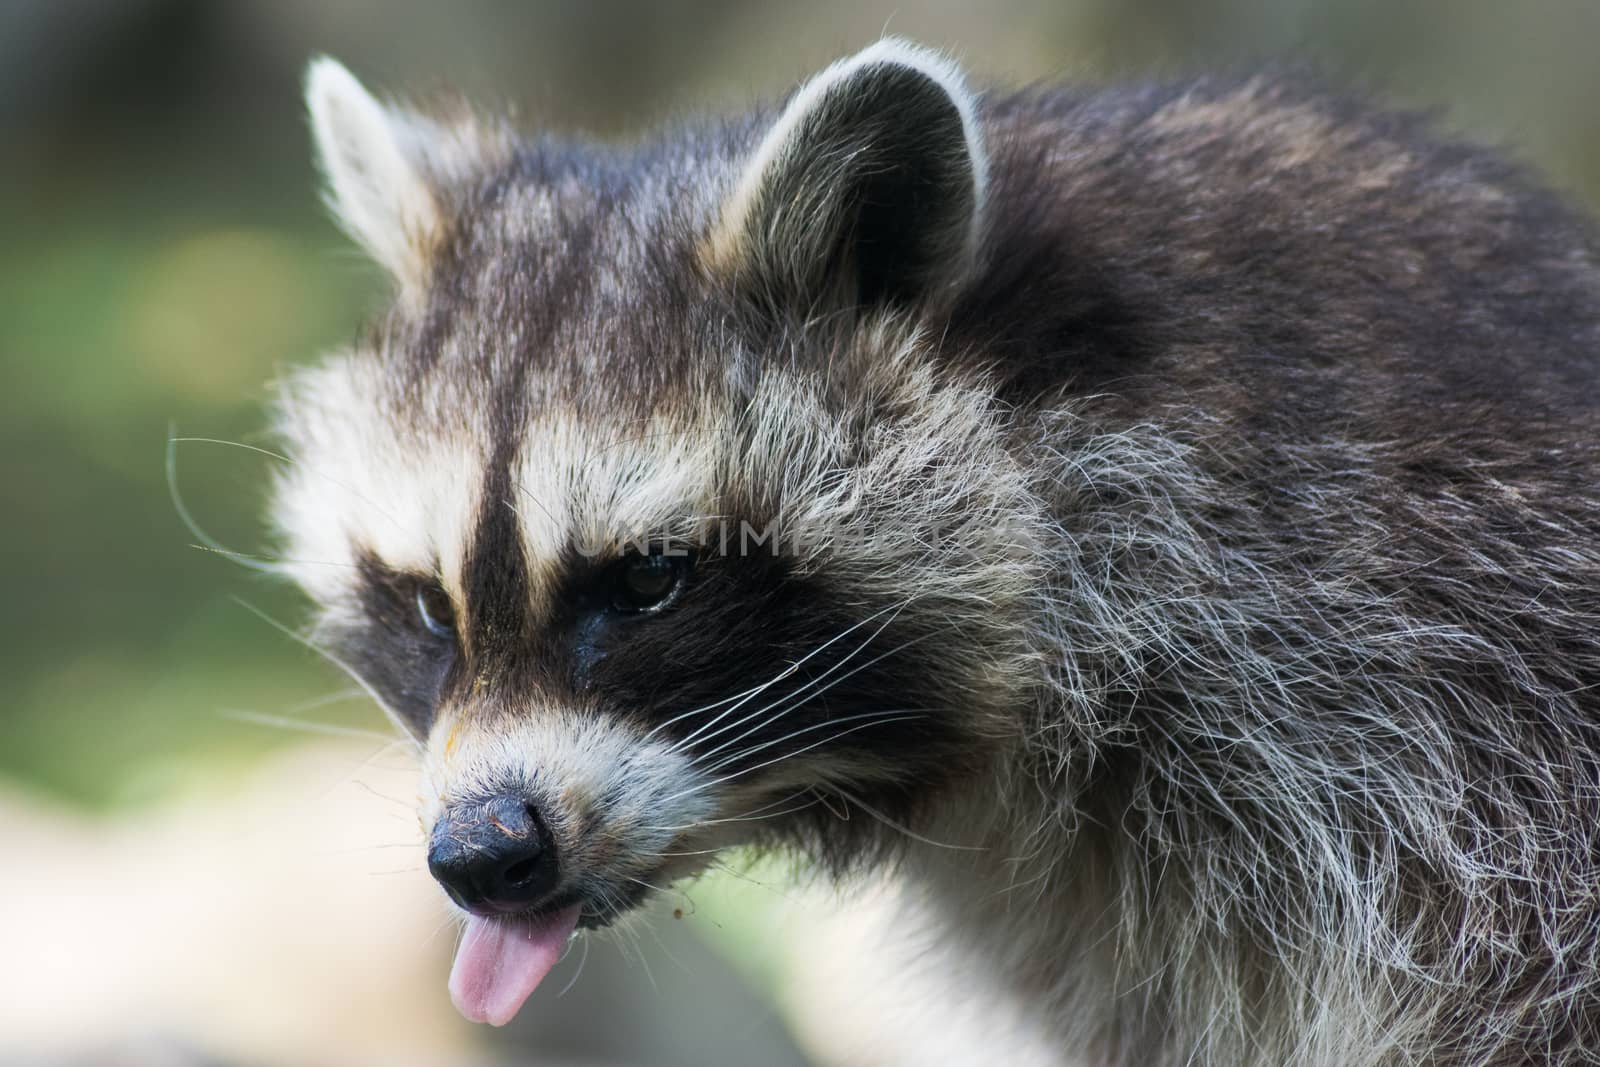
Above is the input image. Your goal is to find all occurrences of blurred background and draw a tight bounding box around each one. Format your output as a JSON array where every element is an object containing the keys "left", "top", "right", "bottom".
[{"left": 3, "top": 2, "right": 1598, "bottom": 1065}]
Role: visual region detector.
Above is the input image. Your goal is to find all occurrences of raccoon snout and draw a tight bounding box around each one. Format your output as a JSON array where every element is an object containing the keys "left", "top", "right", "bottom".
[{"left": 427, "top": 794, "right": 560, "bottom": 914}]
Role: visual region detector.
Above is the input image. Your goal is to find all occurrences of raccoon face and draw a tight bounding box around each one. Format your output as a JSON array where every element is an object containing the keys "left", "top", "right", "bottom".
[{"left": 276, "top": 41, "right": 1040, "bottom": 1023}]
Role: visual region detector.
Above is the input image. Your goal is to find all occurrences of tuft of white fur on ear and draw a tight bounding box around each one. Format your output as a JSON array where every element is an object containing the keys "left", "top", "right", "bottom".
[
  {"left": 306, "top": 57, "right": 443, "bottom": 292},
  {"left": 708, "top": 37, "right": 988, "bottom": 304}
]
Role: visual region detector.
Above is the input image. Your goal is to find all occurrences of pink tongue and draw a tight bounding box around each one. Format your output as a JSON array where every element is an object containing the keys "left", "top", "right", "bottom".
[{"left": 448, "top": 906, "right": 583, "bottom": 1026}]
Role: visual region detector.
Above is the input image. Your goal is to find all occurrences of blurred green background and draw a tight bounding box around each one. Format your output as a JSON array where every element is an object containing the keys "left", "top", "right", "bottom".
[{"left": 3, "top": 2, "right": 1598, "bottom": 1065}]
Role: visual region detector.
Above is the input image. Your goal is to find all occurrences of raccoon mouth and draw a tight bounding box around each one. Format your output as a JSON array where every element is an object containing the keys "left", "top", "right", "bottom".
[
  {"left": 446, "top": 872, "right": 664, "bottom": 1025},
  {"left": 449, "top": 903, "right": 583, "bottom": 1026}
]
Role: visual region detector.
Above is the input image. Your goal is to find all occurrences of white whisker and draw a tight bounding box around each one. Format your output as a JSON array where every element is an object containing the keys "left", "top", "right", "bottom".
[
  {"left": 833, "top": 788, "right": 988, "bottom": 853},
  {"left": 640, "top": 787, "right": 819, "bottom": 834},
  {"left": 171, "top": 434, "right": 405, "bottom": 531},
  {"left": 231, "top": 596, "right": 421, "bottom": 753},
  {"left": 218, "top": 707, "right": 398, "bottom": 743},
  {"left": 699, "top": 709, "right": 930, "bottom": 779},
  {"left": 690, "top": 632, "right": 935, "bottom": 768},
  {"left": 659, "top": 713, "right": 926, "bottom": 807},
  {"left": 556, "top": 934, "right": 591, "bottom": 998},
  {"left": 662, "top": 599, "right": 911, "bottom": 753},
  {"left": 166, "top": 428, "right": 279, "bottom": 574}
]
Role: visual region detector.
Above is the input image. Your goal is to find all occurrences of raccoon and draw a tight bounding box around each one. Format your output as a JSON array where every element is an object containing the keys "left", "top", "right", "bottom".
[{"left": 273, "top": 38, "right": 1600, "bottom": 1066}]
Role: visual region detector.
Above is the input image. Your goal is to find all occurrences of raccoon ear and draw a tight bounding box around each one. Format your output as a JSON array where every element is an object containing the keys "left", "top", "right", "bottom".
[
  {"left": 707, "top": 38, "right": 987, "bottom": 312},
  {"left": 306, "top": 57, "right": 444, "bottom": 292}
]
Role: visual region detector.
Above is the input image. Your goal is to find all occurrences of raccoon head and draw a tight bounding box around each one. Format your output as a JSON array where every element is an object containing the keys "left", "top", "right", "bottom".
[{"left": 276, "top": 40, "right": 1042, "bottom": 1025}]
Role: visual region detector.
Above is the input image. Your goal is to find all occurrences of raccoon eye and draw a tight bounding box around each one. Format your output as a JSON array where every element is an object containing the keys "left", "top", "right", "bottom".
[
  {"left": 612, "top": 551, "right": 688, "bottom": 614},
  {"left": 415, "top": 581, "right": 456, "bottom": 639}
]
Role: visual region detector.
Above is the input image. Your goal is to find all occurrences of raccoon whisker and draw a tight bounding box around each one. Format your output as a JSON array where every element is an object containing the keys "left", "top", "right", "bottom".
[
  {"left": 680, "top": 624, "right": 910, "bottom": 757},
  {"left": 642, "top": 788, "right": 822, "bottom": 834},
  {"left": 708, "top": 859, "right": 805, "bottom": 902},
  {"left": 663, "top": 599, "right": 911, "bottom": 752},
  {"left": 702, "top": 786, "right": 816, "bottom": 824},
  {"left": 552, "top": 928, "right": 584, "bottom": 970},
  {"left": 631, "top": 932, "right": 659, "bottom": 995},
  {"left": 688, "top": 632, "right": 937, "bottom": 768},
  {"left": 640, "top": 919, "right": 691, "bottom": 977},
  {"left": 593, "top": 889, "right": 655, "bottom": 990},
  {"left": 555, "top": 932, "right": 591, "bottom": 998},
  {"left": 430, "top": 911, "right": 466, "bottom": 949},
  {"left": 831, "top": 787, "right": 989, "bottom": 853},
  {"left": 640, "top": 608, "right": 903, "bottom": 746},
  {"left": 231, "top": 596, "right": 423, "bottom": 753},
  {"left": 343, "top": 774, "right": 426, "bottom": 814},
  {"left": 643, "top": 676, "right": 798, "bottom": 746},
  {"left": 697, "top": 709, "right": 932, "bottom": 780},
  {"left": 185, "top": 542, "right": 361, "bottom": 571},
  {"left": 811, "top": 787, "right": 850, "bottom": 821},
  {"left": 215, "top": 684, "right": 371, "bottom": 729},
  {"left": 169, "top": 436, "right": 297, "bottom": 466},
  {"left": 315, "top": 743, "right": 428, "bottom": 824},
  {"left": 684, "top": 615, "right": 958, "bottom": 765},
  {"left": 670, "top": 600, "right": 914, "bottom": 756},
  {"left": 217, "top": 707, "right": 400, "bottom": 743},
  {"left": 616, "top": 880, "right": 699, "bottom": 971},
  {"left": 170, "top": 433, "right": 405, "bottom": 532},
  {"left": 661, "top": 713, "right": 928, "bottom": 805},
  {"left": 621, "top": 873, "right": 680, "bottom": 900},
  {"left": 283, "top": 686, "right": 371, "bottom": 714},
  {"left": 166, "top": 430, "right": 280, "bottom": 574}
]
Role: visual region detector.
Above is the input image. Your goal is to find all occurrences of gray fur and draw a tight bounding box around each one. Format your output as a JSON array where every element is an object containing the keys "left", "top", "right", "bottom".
[{"left": 278, "top": 43, "right": 1600, "bottom": 1065}]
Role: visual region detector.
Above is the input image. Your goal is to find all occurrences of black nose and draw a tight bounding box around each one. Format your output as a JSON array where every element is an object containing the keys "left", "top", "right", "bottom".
[{"left": 427, "top": 794, "right": 559, "bottom": 913}]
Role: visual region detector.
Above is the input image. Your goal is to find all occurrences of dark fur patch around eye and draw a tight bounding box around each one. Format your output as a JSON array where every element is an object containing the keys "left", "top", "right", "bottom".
[
  {"left": 548, "top": 547, "right": 978, "bottom": 815},
  {"left": 325, "top": 551, "right": 461, "bottom": 738},
  {"left": 332, "top": 471, "right": 983, "bottom": 826}
]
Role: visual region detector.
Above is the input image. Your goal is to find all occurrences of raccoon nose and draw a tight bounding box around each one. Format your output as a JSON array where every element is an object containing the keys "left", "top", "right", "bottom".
[{"left": 427, "top": 795, "right": 559, "bottom": 913}]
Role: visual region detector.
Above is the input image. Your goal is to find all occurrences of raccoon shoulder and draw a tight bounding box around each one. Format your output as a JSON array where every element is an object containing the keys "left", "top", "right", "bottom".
[{"left": 954, "top": 75, "right": 1600, "bottom": 434}]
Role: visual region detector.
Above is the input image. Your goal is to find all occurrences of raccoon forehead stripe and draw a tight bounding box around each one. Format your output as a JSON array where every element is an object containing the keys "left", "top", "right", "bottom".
[{"left": 463, "top": 450, "right": 534, "bottom": 664}]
